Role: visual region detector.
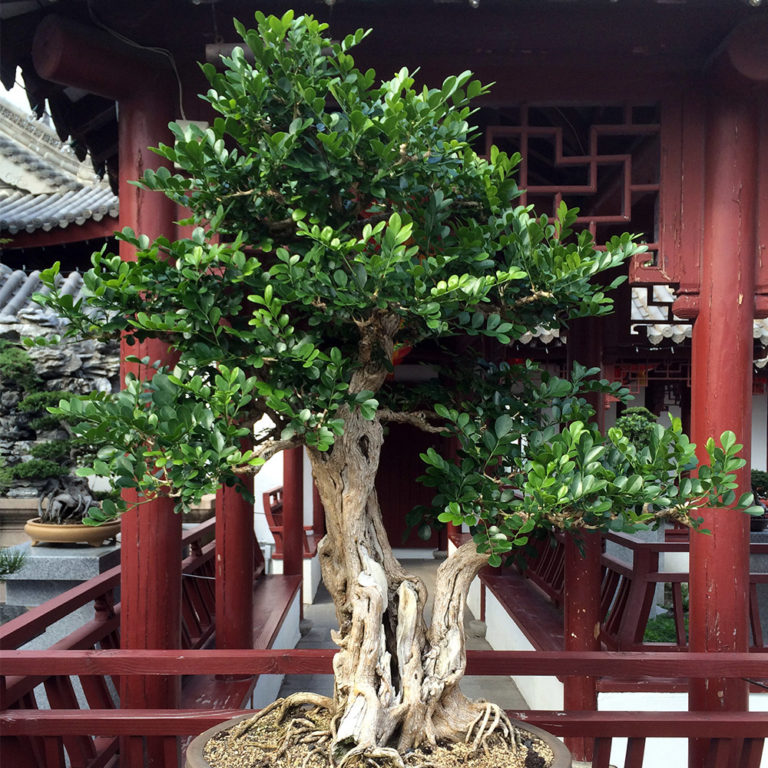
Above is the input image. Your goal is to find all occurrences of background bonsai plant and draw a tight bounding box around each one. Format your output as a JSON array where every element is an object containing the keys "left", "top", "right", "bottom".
[
  {"left": 38, "top": 11, "right": 761, "bottom": 765},
  {"left": 0, "top": 340, "right": 117, "bottom": 530},
  {"left": 752, "top": 469, "right": 768, "bottom": 501}
]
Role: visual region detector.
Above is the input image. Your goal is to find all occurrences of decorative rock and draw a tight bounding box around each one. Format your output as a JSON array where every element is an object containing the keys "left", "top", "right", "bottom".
[
  {"left": 0, "top": 390, "right": 19, "bottom": 408},
  {"left": 6, "top": 484, "right": 46, "bottom": 498},
  {"left": 0, "top": 308, "right": 119, "bottom": 497},
  {"left": 35, "top": 429, "right": 70, "bottom": 442},
  {"left": 28, "top": 345, "right": 83, "bottom": 376}
]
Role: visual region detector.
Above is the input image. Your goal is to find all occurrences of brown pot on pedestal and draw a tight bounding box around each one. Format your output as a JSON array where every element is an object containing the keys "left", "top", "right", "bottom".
[
  {"left": 23, "top": 517, "right": 120, "bottom": 547},
  {"left": 185, "top": 714, "right": 572, "bottom": 768}
]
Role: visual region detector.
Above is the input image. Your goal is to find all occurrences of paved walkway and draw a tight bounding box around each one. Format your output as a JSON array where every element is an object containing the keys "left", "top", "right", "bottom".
[{"left": 279, "top": 558, "right": 527, "bottom": 709}]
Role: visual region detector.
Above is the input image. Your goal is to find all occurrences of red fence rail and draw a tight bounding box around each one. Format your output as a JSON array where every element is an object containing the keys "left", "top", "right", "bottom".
[
  {"left": 1, "top": 649, "right": 766, "bottom": 768},
  {"left": 2, "top": 522, "right": 766, "bottom": 767},
  {"left": 511, "top": 531, "right": 768, "bottom": 651}
]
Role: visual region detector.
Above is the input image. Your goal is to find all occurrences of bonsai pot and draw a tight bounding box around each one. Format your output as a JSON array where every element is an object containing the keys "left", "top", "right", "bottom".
[
  {"left": 24, "top": 517, "right": 120, "bottom": 547},
  {"left": 185, "top": 714, "right": 572, "bottom": 768}
]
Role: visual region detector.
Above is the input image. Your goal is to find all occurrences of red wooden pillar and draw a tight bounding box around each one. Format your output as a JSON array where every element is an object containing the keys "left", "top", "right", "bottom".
[
  {"left": 115, "top": 91, "right": 181, "bottom": 768},
  {"left": 216, "top": 477, "right": 255, "bottom": 650},
  {"left": 282, "top": 447, "right": 304, "bottom": 577},
  {"left": 33, "top": 17, "right": 180, "bottom": 768},
  {"left": 687, "top": 88, "right": 758, "bottom": 765},
  {"left": 563, "top": 316, "right": 605, "bottom": 761}
]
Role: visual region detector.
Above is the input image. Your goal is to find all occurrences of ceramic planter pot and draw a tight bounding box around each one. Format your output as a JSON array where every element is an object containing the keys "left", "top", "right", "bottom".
[
  {"left": 185, "top": 714, "right": 572, "bottom": 768},
  {"left": 24, "top": 517, "right": 120, "bottom": 547}
]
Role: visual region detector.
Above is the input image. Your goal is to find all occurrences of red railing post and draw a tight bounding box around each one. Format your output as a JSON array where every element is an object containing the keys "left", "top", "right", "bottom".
[
  {"left": 282, "top": 447, "right": 304, "bottom": 578},
  {"left": 118, "top": 87, "right": 182, "bottom": 768},
  {"left": 563, "top": 532, "right": 602, "bottom": 761},
  {"left": 562, "top": 315, "right": 605, "bottom": 761},
  {"left": 216, "top": 477, "right": 255, "bottom": 651}
]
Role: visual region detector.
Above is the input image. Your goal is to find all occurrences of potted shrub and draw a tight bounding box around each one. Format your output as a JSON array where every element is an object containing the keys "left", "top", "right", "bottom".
[
  {"left": 752, "top": 470, "right": 768, "bottom": 501},
  {"left": 39, "top": 13, "right": 762, "bottom": 768},
  {"left": 0, "top": 340, "right": 118, "bottom": 546},
  {"left": 23, "top": 476, "right": 120, "bottom": 547}
]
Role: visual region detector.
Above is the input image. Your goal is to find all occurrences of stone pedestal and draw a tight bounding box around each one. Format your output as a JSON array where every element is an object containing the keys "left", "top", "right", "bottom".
[{"left": 3, "top": 541, "right": 120, "bottom": 648}]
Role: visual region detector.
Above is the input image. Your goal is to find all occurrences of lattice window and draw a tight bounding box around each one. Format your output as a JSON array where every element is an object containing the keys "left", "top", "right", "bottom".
[{"left": 482, "top": 104, "right": 660, "bottom": 260}]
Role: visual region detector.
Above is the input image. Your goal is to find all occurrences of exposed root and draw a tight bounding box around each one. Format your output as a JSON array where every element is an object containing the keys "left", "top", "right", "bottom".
[
  {"left": 229, "top": 692, "right": 335, "bottom": 740},
  {"left": 338, "top": 745, "right": 406, "bottom": 768},
  {"left": 276, "top": 716, "right": 331, "bottom": 757},
  {"left": 465, "top": 702, "right": 516, "bottom": 754},
  {"left": 301, "top": 743, "right": 330, "bottom": 768}
]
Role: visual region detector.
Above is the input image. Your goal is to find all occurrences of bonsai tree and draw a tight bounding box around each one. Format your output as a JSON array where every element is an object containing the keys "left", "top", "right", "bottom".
[
  {"left": 0, "top": 340, "right": 116, "bottom": 527},
  {"left": 38, "top": 12, "right": 761, "bottom": 764}
]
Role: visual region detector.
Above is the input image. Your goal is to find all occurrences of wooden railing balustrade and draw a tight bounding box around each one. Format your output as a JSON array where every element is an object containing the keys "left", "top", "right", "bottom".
[
  {"left": 262, "top": 486, "right": 318, "bottom": 559},
  {"left": 0, "top": 521, "right": 217, "bottom": 768},
  {"left": 0, "top": 517, "right": 304, "bottom": 768},
  {"left": 1, "top": 649, "right": 766, "bottom": 768},
  {"left": 1, "top": 522, "right": 766, "bottom": 766},
  {"left": 503, "top": 532, "right": 767, "bottom": 652}
]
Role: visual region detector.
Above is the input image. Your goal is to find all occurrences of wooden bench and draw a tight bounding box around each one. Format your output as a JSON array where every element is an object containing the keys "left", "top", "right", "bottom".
[
  {"left": 181, "top": 573, "right": 301, "bottom": 711},
  {"left": 480, "top": 568, "right": 564, "bottom": 651},
  {"left": 479, "top": 531, "right": 768, "bottom": 698},
  {"left": 263, "top": 486, "right": 318, "bottom": 559}
]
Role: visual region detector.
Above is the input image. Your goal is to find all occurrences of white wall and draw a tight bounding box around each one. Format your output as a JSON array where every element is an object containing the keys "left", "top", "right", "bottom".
[
  {"left": 252, "top": 449, "right": 283, "bottom": 546},
  {"left": 482, "top": 590, "right": 564, "bottom": 711}
]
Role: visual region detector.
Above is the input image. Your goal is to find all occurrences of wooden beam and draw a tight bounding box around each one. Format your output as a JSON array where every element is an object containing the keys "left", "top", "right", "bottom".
[{"left": 3, "top": 649, "right": 765, "bottom": 679}]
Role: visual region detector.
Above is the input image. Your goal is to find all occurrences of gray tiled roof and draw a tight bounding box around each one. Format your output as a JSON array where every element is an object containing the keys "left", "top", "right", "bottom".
[
  {"left": 0, "top": 263, "right": 88, "bottom": 328},
  {"left": 0, "top": 186, "right": 118, "bottom": 235},
  {"left": 0, "top": 99, "right": 119, "bottom": 236},
  {"left": 631, "top": 284, "right": 768, "bottom": 368}
]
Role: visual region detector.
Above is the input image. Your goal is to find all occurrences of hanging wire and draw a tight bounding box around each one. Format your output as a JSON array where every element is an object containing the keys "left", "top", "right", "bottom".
[{"left": 86, "top": 1, "right": 187, "bottom": 120}]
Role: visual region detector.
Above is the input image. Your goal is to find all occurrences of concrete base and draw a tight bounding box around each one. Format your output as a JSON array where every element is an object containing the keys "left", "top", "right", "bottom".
[{"left": 3, "top": 541, "right": 120, "bottom": 649}]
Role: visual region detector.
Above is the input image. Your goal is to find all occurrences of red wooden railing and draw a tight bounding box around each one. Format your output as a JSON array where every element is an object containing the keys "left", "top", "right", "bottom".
[
  {"left": 262, "top": 486, "right": 318, "bottom": 559},
  {"left": 1, "top": 649, "right": 766, "bottom": 768},
  {"left": 0, "top": 521, "right": 217, "bottom": 768},
  {"left": 1, "top": 522, "right": 766, "bottom": 767},
  {"left": 512, "top": 532, "right": 768, "bottom": 651},
  {"left": 0, "top": 519, "right": 217, "bottom": 655}
]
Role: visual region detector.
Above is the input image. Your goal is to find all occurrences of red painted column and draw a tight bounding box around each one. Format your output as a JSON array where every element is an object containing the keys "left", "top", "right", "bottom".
[
  {"left": 563, "top": 317, "right": 605, "bottom": 761},
  {"left": 117, "top": 92, "right": 181, "bottom": 768},
  {"left": 216, "top": 477, "right": 255, "bottom": 650},
  {"left": 687, "top": 91, "right": 757, "bottom": 766},
  {"left": 32, "top": 17, "right": 180, "bottom": 767},
  {"left": 282, "top": 447, "right": 304, "bottom": 577}
]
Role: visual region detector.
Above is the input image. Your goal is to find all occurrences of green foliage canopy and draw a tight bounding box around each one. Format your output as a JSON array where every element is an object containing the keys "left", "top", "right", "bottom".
[{"left": 35, "top": 12, "right": 760, "bottom": 536}]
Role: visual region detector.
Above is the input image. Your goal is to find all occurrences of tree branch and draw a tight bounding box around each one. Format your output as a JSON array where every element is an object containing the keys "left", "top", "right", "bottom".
[
  {"left": 252, "top": 436, "right": 304, "bottom": 464},
  {"left": 377, "top": 408, "right": 445, "bottom": 434}
]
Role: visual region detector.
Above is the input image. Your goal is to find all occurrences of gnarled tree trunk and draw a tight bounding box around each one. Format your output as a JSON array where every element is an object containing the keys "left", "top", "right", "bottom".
[{"left": 308, "top": 405, "right": 498, "bottom": 761}]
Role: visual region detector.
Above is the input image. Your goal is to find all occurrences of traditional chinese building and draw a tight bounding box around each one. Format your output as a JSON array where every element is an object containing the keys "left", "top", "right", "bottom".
[{"left": 1, "top": 3, "right": 766, "bottom": 767}]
